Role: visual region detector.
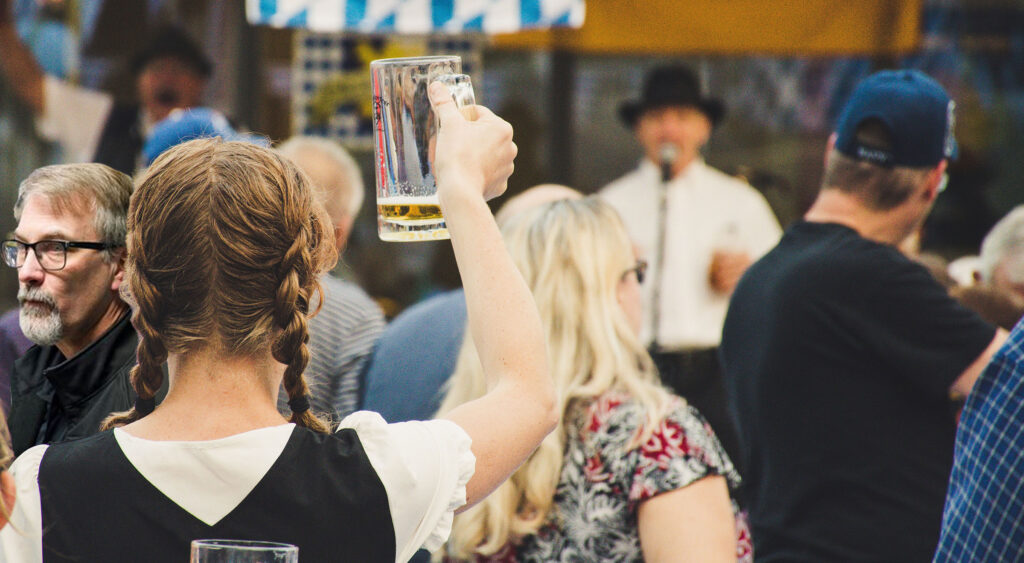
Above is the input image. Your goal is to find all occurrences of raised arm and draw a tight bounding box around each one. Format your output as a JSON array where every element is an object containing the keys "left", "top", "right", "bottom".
[
  {"left": 428, "top": 82, "right": 557, "bottom": 508},
  {"left": 0, "top": 0, "right": 45, "bottom": 113}
]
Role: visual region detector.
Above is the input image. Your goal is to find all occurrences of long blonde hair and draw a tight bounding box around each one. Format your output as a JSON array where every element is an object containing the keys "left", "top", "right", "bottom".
[
  {"left": 437, "top": 197, "right": 673, "bottom": 558},
  {"left": 102, "top": 138, "right": 337, "bottom": 432}
]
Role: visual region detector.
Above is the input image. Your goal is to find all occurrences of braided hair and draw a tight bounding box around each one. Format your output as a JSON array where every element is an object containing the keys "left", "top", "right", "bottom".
[{"left": 102, "top": 138, "right": 337, "bottom": 432}]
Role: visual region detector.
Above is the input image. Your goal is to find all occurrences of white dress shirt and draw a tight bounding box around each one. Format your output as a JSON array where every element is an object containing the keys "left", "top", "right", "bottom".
[{"left": 601, "top": 158, "right": 782, "bottom": 349}]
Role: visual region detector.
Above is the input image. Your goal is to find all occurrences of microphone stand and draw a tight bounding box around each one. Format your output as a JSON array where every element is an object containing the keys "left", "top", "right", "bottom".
[{"left": 648, "top": 149, "right": 674, "bottom": 352}]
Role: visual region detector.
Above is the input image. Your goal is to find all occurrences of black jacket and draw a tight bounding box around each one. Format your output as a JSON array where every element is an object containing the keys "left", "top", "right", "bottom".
[{"left": 8, "top": 313, "right": 139, "bottom": 456}]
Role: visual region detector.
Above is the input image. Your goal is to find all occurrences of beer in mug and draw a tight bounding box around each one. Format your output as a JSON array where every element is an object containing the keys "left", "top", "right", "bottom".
[{"left": 370, "top": 56, "right": 474, "bottom": 241}]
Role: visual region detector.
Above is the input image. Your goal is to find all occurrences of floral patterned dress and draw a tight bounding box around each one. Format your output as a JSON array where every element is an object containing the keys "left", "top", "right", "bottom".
[{"left": 472, "top": 391, "right": 753, "bottom": 562}]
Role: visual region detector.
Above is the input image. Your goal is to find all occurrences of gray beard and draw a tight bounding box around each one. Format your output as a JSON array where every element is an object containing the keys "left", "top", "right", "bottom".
[{"left": 17, "top": 287, "right": 62, "bottom": 346}]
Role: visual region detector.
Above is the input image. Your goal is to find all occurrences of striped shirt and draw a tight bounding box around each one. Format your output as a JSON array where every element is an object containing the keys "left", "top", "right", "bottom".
[
  {"left": 278, "top": 275, "right": 385, "bottom": 420},
  {"left": 934, "top": 318, "right": 1024, "bottom": 562}
]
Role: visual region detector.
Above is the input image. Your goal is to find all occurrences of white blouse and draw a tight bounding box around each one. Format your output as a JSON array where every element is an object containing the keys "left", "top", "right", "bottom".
[{"left": 0, "top": 411, "right": 475, "bottom": 563}]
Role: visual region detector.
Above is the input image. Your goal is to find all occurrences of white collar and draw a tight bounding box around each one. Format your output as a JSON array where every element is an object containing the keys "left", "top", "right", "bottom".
[{"left": 113, "top": 424, "right": 295, "bottom": 525}]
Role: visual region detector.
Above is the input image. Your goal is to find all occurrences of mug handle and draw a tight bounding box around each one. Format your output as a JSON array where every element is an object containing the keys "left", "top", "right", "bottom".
[{"left": 435, "top": 73, "right": 477, "bottom": 120}]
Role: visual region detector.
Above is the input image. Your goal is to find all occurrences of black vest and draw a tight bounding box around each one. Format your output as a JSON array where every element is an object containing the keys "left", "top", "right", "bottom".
[
  {"left": 38, "top": 427, "right": 395, "bottom": 562},
  {"left": 92, "top": 103, "right": 143, "bottom": 175}
]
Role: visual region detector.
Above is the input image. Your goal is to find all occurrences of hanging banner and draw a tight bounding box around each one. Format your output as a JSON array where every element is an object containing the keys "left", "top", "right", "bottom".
[
  {"left": 493, "top": 0, "right": 922, "bottom": 56},
  {"left": 291, "top": 33, "right": 483, "bottom": 145},
  {"left": 248, "top": 0, "right": 584, "bottom": 34}
]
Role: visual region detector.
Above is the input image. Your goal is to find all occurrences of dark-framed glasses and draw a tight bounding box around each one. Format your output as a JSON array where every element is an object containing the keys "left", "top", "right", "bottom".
[
  {"left": 623, "top": 258, "right": 648, "bottom": 284},
  {"left": 1, "top": 239, "right": 116, "bottom": 272}
]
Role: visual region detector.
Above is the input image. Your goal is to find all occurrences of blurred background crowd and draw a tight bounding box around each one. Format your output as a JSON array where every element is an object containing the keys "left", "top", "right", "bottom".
[
  {"left": 3, "top": 1, "right": 1024, "bottom": 561},
  {"left": 2, "top": 0, "right": 1024, "bottom": 318}
]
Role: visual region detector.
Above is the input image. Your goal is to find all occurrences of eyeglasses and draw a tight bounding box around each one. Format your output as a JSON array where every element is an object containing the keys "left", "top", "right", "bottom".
[
  {"left": 2, "top": 239, "right": 117, "bottom": 272},
  {"left": 623, "top": 259, "right": 648, "bottom": 284}
]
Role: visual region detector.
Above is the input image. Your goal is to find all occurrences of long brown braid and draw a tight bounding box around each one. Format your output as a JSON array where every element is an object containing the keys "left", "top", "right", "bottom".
[{"left": 101, "top": 138, "right": 337, "bottom": 432}]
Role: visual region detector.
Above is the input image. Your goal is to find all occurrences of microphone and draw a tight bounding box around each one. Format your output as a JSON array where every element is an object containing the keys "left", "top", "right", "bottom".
[
  {"left": 659, "top": 143, "right": 677, "bottom": 183},
  {"left": 650, "top": 142, "right": 677, "bottom": 350}
]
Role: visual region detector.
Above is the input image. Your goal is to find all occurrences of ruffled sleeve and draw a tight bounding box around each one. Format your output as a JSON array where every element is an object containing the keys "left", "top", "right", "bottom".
[
  {"left": 0, "top": 445, "right": 49, "bottom": 563},
  {"left": 339, "top": 411, "right": 475, "bottom": 563}
]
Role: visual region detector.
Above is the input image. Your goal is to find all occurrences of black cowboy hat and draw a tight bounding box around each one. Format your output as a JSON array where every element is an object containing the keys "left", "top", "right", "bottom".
[
  {"left": 130, "top": 26, "right": 212, "bottom": 78},
  {"left": 618, "top": 65, "right": 725, "bottom": 128}
]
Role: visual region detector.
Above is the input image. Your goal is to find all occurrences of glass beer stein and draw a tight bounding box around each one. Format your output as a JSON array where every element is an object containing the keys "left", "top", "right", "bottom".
[{"left": 370, "top": 56, "right": 475, "bottom": 241}]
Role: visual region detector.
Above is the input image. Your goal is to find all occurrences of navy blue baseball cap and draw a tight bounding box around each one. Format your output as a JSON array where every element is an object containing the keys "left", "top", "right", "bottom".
[
  {"left": 144, "top": 108, "right": 269, "bottom": 166},
  {"left": 834, "top": 69, "right": 957, "bottom": 168}
]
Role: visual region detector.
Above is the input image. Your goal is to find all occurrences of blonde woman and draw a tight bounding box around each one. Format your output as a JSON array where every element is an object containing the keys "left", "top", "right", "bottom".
[
  {"left": 0, "top": 84, "right": 557, "bottom": 562},
  {"left": 439, "top": 197, "right": 751, "bottom": 562}
]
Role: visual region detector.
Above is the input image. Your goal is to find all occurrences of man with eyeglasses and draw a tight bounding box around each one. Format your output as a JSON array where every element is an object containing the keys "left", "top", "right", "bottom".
[{"left": 4, "top": 163, "right": 148, "bottom": 456}]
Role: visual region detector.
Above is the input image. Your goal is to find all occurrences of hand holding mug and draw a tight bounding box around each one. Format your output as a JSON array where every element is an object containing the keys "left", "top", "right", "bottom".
[
  {"left": 428, "top": 81, "right": 516, "bottom": 207},
  {"left": 371, "top": 56, "right": 489, "bottom": 241}
]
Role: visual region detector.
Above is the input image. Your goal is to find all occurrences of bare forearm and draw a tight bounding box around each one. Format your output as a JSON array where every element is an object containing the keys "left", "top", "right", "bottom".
[
  {"left": 428, "top": 85, "right": 556, "bottom": 506},
  {"left": 439, "top": 187, "right": 555, "bottom": 506},
  {"left": 0, "top": 22, "right": 45, "bottom": 113},
  {"left": 442, "top": 188, "right": 546, "bottom": 392}
]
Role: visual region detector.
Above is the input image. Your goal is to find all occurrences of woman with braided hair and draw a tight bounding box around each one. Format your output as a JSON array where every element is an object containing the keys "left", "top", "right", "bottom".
[{"left": 0, "top": 83, "right": 556, "bottom": 563}]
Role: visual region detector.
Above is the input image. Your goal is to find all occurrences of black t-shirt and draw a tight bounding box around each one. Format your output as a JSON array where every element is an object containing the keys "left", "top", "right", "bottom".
[{"left": 721, "top": 221, "right": 996, "bottom": 562}]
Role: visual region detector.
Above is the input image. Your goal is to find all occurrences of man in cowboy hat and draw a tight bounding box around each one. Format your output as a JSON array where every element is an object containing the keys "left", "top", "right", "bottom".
[{"left": 600, "top": 65, "right": 781, "bottom": 470}]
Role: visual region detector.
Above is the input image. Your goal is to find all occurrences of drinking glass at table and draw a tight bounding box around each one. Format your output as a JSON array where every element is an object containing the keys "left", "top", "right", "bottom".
[{"left": 190, "top": 539, "right": 298, "bottom": 563}]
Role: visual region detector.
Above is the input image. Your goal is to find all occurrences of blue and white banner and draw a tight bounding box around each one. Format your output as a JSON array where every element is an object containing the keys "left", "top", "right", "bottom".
[{"left": 247, "top": 0, "right": 584, "bottom": 34}]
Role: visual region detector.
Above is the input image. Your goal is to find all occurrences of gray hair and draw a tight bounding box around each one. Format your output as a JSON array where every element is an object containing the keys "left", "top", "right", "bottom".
[
  {"left": 276, "top": 136, "right": 364, "bottom": 222},
  {"left": 14, "top": 163, "right": 132, "bottom": 262},
  {"left": 979, "top": 205, "right": 1024, "bottom": 284}
]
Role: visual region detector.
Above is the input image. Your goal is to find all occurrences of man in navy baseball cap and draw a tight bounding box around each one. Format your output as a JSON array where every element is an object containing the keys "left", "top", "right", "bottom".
[
  {"left": 720, "top": 69, "right": 1006, "bottom": 561},
  {"left": 834, "top": 69, "right": 958, "bottom": 169}
]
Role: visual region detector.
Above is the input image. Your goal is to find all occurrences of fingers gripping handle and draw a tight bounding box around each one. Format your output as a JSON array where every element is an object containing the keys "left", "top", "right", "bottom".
[{"left": 434, "top": 74, "right": 477, "bottom": 122}]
